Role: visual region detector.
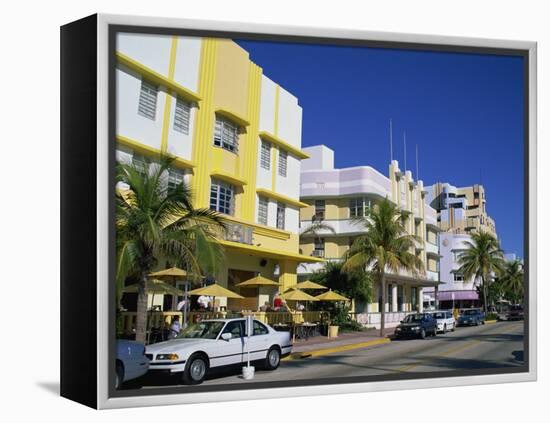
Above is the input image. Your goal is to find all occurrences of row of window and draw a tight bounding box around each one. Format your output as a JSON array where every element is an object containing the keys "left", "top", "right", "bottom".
[
  {"left": 313, "top": 198, "right": 371, "bottom": 220},
  {"left": 259, "top": 140, "right": 288, "bottom": 177},
  {"left": 131, "top": 153, "right": 289, "bottom": 230},
  {"left": 138, "top": 81, "right": 289, "bottom": 178},
  {"left": 138, "top": 80, "right": 192, "bottom": 134},
  {"left": 209, "top": 182, "right": 287, "bottom": 230},
  {"left": 257, "top": 196, "right": 285, "bottom": 229},
  {"left": 132, "top": 155, "right": 186, "bottom": 194}
]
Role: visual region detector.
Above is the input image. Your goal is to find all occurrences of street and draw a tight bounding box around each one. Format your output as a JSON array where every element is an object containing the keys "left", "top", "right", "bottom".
[{"left": 137, "top": 321, "right": 524, "bottom": 389}]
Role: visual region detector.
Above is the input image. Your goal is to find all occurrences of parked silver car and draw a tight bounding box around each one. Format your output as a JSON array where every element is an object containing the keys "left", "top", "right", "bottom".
[
  {"left": 426, "top": 310, "right": 456, "bottom": 333},
  {"left": 116, "top": 340, "right": 150, "bottom": 389}
]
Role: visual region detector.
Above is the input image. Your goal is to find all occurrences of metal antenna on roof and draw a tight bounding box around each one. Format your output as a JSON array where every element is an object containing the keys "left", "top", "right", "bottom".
[
  {"left": 389, "top": 119, "right": 393, "bottom": 162},
  {"left": 416, "top": 144, "right": 419, "bottom": 181},
  {"left": 403, "top": 132, "right": 407, "bottom": 171}
]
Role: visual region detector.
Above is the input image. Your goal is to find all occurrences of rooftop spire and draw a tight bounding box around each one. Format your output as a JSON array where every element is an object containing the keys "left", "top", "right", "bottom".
[
  {"left": 403, "top": 131, "right": 407, "bottom": 171},
  {"left": 389, "top": 118, "right": 393, "bottom": 162}
]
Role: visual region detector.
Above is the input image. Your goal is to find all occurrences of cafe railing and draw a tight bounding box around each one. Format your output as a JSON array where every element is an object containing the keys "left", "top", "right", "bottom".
[{"left": 119, "top": 310, "right": 330, "bottom": 335}]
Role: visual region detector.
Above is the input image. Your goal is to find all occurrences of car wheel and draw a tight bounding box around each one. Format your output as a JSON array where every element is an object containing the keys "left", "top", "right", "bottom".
[
  {"left": 451, "top": 323, "right": 455, "bottom": 332},
  {"left": 443, "top": 324, "right": 447, "bottom": 334},
  {"left": 420, "top": 328, "right": 426, "bottom": 339},
  {"left": 115, "top": 361, "right": 124, "bottom": 390},
  {"left": 182, "top": 354, "right": 208, "bottom": 385},
  {"left": 432, "top": 327, "right": 437, "bottom": 337},
  {"left": 264, "top": 346, "right": 281, "bottom": 371}
]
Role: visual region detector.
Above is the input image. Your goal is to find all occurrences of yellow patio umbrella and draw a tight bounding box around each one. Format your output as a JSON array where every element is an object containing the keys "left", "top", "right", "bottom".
[
  {"left": 123, "top": 279, "right": 185, "bottom": 344},
  {"left": 315, "top": 289, "right": 350, "bottom": 302},
  {"left": 281, "top": 288, "right": 319, "bottom": 312},
  {"left": 292, "top": 280, "right": 328, "bottom": 290},
  {"left": 188, "top": 283, "right": 244, "bottom": 312},
  {"left": 189, "top": 283, "right": 244, "bottom": 298},
  {"left": 149, "top": 266, "right": 196, "bottom": 325},
  {"left": 235, "top": 275, "right": 280, "bottom": 287},
  {"left": 281, "top": 289, "right": 319, "bottom": 302},
  {"left": 122, "top": 279, "right": 184, "bottom": 296},
  {"left": 149, "top": 266, "right": 188, "bottom": 279}
]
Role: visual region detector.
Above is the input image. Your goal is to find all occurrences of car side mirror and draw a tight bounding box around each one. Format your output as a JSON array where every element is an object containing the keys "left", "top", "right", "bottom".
[{"left": 221, "top": 333, "right": 232, "bottom": 341}]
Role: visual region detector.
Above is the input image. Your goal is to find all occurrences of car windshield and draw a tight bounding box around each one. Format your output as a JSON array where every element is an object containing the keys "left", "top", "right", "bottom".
[
  {"left": 463, "top": 309, "right": 479, "bottom": 316},
  {"left": 403, "top": 314, "right": 424, "bottom": 323},
  {"left": 175, "top": 321, "right": 225, "bottom": 340},
  {"left": 432, "top": 312, "right": 445, "bottom": 319}
]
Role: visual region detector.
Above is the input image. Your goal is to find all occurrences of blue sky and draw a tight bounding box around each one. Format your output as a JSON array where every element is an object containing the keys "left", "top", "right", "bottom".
[{"left": 237, "top": 39, "right": 525, "bottom": 258}]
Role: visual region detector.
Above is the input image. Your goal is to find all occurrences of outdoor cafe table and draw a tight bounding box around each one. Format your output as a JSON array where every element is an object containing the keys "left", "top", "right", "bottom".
[{"left": 294, "top": 322, "right": 318, "bottom": 341}]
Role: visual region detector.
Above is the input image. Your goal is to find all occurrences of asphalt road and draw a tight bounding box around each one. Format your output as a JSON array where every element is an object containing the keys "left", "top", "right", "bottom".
[{"left": 137, "top": 321, "right": 524, "bottom": 389}]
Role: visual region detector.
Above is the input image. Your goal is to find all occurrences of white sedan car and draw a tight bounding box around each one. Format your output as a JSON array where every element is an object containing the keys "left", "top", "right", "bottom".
[
  {"left": 427, "top": 310, "right": 456, "bottom": 333},
  {"left": 145, "top": 318, "right": 292, "bottom": 384}
]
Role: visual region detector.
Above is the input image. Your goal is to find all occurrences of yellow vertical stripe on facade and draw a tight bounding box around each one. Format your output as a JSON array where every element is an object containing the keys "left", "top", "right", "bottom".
[
  {"left": 241, "top": 62, "right": 263, "bottom": 221},
  {"left": 191, "top": 39, "right": 218, "bottom": 208},
  {"left": 160, "top": 37, "right": 179, "bottom": 153},
  {"left": 271, "top": 85, "right": 281, "bottom": 191}
]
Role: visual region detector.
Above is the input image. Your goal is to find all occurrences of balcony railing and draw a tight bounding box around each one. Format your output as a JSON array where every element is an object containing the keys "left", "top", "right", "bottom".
[{"left": 118, "top": 310, "right": 329, "bottom": 341}]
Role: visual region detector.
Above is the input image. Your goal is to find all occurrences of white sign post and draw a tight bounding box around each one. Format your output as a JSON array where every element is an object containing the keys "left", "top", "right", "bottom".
[{"left": 242, "top": 314, "right": 255, "bottom": 380}]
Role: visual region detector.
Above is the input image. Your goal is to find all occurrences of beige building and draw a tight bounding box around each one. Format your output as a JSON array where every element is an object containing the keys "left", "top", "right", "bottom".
[
  {"left": 298, "top": 145, "right": 441, "bottom": 325},
  {"left": 427, "top": 182, "right": 496, "bottom": 237},
  {"left": 424, "top": 182, "right": 498, "bottom": 308}
]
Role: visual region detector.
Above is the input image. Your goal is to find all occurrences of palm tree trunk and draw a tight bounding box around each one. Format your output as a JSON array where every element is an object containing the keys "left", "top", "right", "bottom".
[
  {"left": 135, "top": 272, "right": 148, "bottom": 343},
  {"left": 380, "top": 273, "right": 386, "bottom": 338},
  {"left": 481, "top": 275, "right": 488, "bottom": 315}
]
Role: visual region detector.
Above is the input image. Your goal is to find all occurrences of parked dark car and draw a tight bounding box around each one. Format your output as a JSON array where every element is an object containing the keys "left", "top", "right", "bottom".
[
  {"left": 394, "top": 313, "right": 438, "bottom": 339},
  {"left": 116, "top": 340, "right": 150, "bottom": 389},
  {"left": 505, "top": 304, "right": 524, "bottom": 321},
  {"left": 457, "top": 309, "right": 485, "bottom": 326}
]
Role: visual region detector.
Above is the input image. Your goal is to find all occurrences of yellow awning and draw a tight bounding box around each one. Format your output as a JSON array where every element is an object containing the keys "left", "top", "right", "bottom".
[{"left": 218, "top": 239, "right": 324, "bottom": 263}]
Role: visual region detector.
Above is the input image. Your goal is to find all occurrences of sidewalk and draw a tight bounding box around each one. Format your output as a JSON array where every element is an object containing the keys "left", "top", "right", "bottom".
[{"left": 283, "top": 328, "right": 394, "bottom": 360}]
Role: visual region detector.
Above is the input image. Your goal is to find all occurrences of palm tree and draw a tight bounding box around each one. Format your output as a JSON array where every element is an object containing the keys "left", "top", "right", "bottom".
[
  {"left": 456, "top": 231, "right": 505, "bottom": 314},
  {"left": 499, "top": 259, "right": 524, "bottom": 304},
  {"left": 311, "top": 260, "right": 373, "bottom": 304},
  {"left": 342, "top": 198, "right": 424, "bottom": 337},
  {"left": 116, "top": 155, "right": 226, "bottom": 343},
  {"left": 300, "top": 220, "right": 336, "bottom": 242}
]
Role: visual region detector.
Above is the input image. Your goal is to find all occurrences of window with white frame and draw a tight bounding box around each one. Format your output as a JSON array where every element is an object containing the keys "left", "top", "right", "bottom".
[
  {"left": 454, "top": 272, "right": 464, "bottom": 282},
  {"left": 257, "top": 196, "right": 269, "bottom": 225},
  {"left": 210, "top": 179, "right": 235, "bottom": 215},
  {"left": 137, "top": 80, "right": 158, "bottom": 120},
  {"left": 313, "top": 238, "right": 325, "bottom": 257},
  {"left": 278, "top": 149, "right": 288, "bottom": 177},
  {"left": 260, "top": 140, "right": 271, "bottom": 170},
  {"left": 167, "top": 168, "right": 185, "bottom": 193},
  {"left": 314, "top": 200, "right": 325, "bottom": 220},
  {"left": 349, "top": 197, "right": 369, "bottom": 217},
  {"left": 213, "top": 116, "right": 239, "bottom": 153},
  {"left": 173, "top": 97, "right": 191, "bottom": 134},
  {"left": 276, "top": 202, "right": 285, "bottom": 230}
]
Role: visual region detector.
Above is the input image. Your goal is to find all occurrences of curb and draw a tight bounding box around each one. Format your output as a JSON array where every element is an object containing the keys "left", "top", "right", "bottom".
[
  {"left": 485, "top": 320, "right": 497, "bottom": 324},
  {"left": 282, "top": 338, "right": 391, "bottom": 361}
]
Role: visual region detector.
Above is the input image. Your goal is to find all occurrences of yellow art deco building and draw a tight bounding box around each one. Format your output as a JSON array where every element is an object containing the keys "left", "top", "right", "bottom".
[{"left": 115, "top": 32, "right": 322, "bottom": 310}]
